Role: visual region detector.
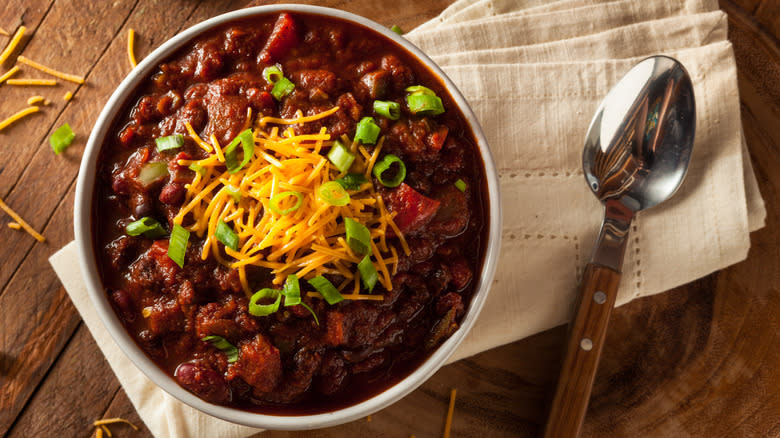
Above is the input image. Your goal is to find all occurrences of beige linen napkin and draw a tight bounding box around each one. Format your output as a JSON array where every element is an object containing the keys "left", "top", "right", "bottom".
[{"left": 49, "top": 1, "right": 765, "bottom": 436}]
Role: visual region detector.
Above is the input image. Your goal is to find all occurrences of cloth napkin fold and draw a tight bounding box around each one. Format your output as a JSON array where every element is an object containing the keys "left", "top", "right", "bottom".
[{"left": 49, "top": 0, "right": 766, "bottom": 436}]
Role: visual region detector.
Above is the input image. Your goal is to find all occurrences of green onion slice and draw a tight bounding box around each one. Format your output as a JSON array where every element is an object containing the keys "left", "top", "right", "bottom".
[
  {"left": 126, "top": 217, "right": 166, "bottom": 239},
  {"left": 327, "top": 140, "right": 355, "bottom": 173},
  {"left": 307, "top": 276, "right": 344, "bottom": 305},
  {"left": 281, "top": 275, "right": 319, "bottom": 324},
  {"left": 50, "top": 123, "right": 75, "bottom": 154},
  {"left": 318, "top": 181, "right": 350, "bottom": 206},
  {"left": 335, "top": 173, "right": 367, "bottom": 191},
  {"left": 215, "top": 220, "right": 238, "bottom": 251},
  {"left": 262, "top": 65, "right": 284, "bottom": 84},
  {"left": 407, "top": 93, "right": 445, "bottom": 116},
  {"left": 269, "top": 191, "right": 303, "bottom": 216},
  {"left": 454, "top": 179, "right": 467, "bottom": 192},
  {"left": 168, "top": 224, "right": 190, "bottom": 268},
  {"left": 271, "top": 77, "right": 295, "bottom": 100},
  {"left": 344, "top": 217, "right": 372, "bottom": 256},
  {"left": 282, "top": 274, "right": 301, "bottom": 306},
  {"left": 201, "top": 335, "right": 238, "bottom": 363},
  {"left": 299, "top": 302, "right": 320, "bottom": 325},
  {"left": 390, "top": 25, "right": 403, "bottom": 35},
  {"left": 358, "top": 255, "right": 378, "bottom": 293},
  {"left": 224, "top": 129, "right": 254, "bottom": 173},
  {"left": 189, "top": 163, "right": 207, "bottom": 176},
  {"left": 372, "top": 154, "right": 406, "bottom": 188},
  {"left": 249, "top": 288, "right": 282, "bottom": 316},
  {"left": 155, "top": 134, "right": 184, "bottom": 152},
  {"left": 405, "top": 85, "right": 436, "bottom": 95},
  {"left": 373, "top": 100, "right": 401, "bottom": 120},
  {"left": 224, "top": 184, "right": 241, "bottom": 203},
  {"left": 137, "top": 162, "right": 169, "bottom": 187},
  {"left": 354, "top": 117, "right": 381, "bottom": 145}
]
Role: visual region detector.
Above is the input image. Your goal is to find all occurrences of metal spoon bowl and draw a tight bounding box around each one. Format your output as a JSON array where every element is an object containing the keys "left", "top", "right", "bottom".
[{"left": 544, "top": 56, "right": 695, "bottom": 437}]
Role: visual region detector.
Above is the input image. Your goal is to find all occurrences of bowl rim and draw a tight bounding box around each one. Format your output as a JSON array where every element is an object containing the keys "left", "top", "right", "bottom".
[{"left": 74, "top": 3, "right": 502, "bottom": 430}]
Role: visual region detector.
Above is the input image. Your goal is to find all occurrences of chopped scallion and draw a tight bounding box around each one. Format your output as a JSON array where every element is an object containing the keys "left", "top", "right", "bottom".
[
  {"left": 407, "top": 93, "right": 445, "bottom": 116},
  {"left": 188, "top": 163, "right": 207, "bottom": 176},
  {"left": 299, "top": 302, "right": 320, "bottom": 325},
  {"left": 282, "top": 274, "right": 301, "bottom": 306},
  {"left": 262, "top": 65, "right": 284, "bottom": 84},
  {"left": 344, "top": 217, "right": 372, "bottom": 256},
  {"left": 271, "top": 76, "right": 295, "bottom": 100},
  {"left": 269, "top": 191, "right": 303, "bottom": 215},
  {"left": 50, "top": 123, "right": 75, "bottom": 154},
  {"left": 454, "top": 178, "right": 467, "bottom": 192},
  {"left": 373, "top": 100, "right": 401, "bottom": 120},
  {"left": 372, "top": 154, "right": 406, "bottom": 188},
  {"left": 327, "top": 140, "right": 355, "bottom": 173},
  {"left": 307, "top": 276, "right": 343, "bottom": 305},
  {"left": 390, "top": 25, "right": 403, "bottom": 35},
  {"left": 405, "top": 85, "right": 436, "bottom": 95},
  {"left": 224, "top": 129, "right": 254, "bottom": 173},
  {"left": 137, "top": 162, "right": 169, "bottom": 187},
  {"left": 126, "top": 217, "right": 166, "bottom": 239},
  {"left": 168, "top": 224, "right": 190, "bottom": 268},
  {"left": 224, "top": 184, "right": 241, "bottom": 203},
  {"left": 215, "top": 220, "right": 238, "bottom": 251},
  {"left": 249, "top": 288, "right": 282, "bottom": 316},
  {"left": 358, "top": 255, "right": 378, "bottom": 293},
  {"left": 202, "top": 335, "right": 238, "bottom": 363},
  {"left": 335, "top": 173, "right": 367, "bottom": 191},
  {"left": 318, "top": 181, "right": 350, "bottom": 206},
  {"left": 354, "top": 117, "right": 380, "bottom": 145},
  {"left": 155, "top": 134, "right": 184, "bottom": 152}
]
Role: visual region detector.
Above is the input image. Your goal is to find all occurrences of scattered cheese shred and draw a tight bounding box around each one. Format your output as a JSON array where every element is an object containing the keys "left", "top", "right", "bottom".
[
  {"left": 0, "top": 26, "right": 9, "bottom": 36},
  {"left": 7, "top": 222, "right": 21, "bottom": 229},
  {"left": 0, "top": 106, "right": 39, "bottom": 132},
  {"left": 0, "top": 25, "right": 25, "bottom": 65},
  {"left": 63, "top": 90, "right": 73, "bottom": 101},
  {"left": 178, "top": 106, "right": 403, "bottom": 299},
  {"left": 0, "top": 65, "right": 19, "bottom": 85},
  {"left": 0, "top": 197, "right": 45, "bottom": 241},
  {"left": 6, "top": 78, "right": 57, "bottom": 86},
  {"left": 127, "top": 29, "right": 137, "bottom": 68},
  {"left": 443, "top": 388, "right": 457, "bottom": 438},
  {"left": 26, "top": 95, "right": 45, "bottom": 105},
  {"left": 16, "top": 55, "right": 85, "bottom": 84},
  {"left": 93, "top": 418, "right": 139, "bottom": 430}
]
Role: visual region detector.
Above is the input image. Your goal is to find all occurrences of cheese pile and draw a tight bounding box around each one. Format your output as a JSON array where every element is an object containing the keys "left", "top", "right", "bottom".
[{"left": 175, "top": 106, "right": 409, "bottom": 299}]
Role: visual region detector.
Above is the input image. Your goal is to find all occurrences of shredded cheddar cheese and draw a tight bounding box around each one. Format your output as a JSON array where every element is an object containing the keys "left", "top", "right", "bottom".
[
  {"left": 0, "top": 106, "right": 39, "bottom": 132},
  {"left": 92, "top": 417, "right": 139, "bottom": 438},
  {"left": 0, "top": 26, "right": 9, "bottom": 36},
  {"left": 16, "top": 55, "right": 85, "bottom": 84},
  {"left": 63, "top": 90, "right": 73, "bottom": 101},
  {"left": 6, "top": 78, "right": 57, "bottom": 86},
  {"left": 0, "top": 196, "right": 45, "bottom": 241},
  {"left": 443, "top": 388, "right": 457, "bottom": 438},
  {"left": 0, "top": 65, "right": 19, "bottom": 85},
  {"left": 127, "top": 29, "right": 138, "bottom": 68},
  {"left": 7, "top": 222, "right": 21, "bottom": 229},
  {"left": 26, "top": 95, "right": 45, "bottom": 105},
  {"left": 0, "top": 25, "right": 25, "bottom": 65},
  {"left": 177, "top": 107, "right": 405, "bottom": 299}
]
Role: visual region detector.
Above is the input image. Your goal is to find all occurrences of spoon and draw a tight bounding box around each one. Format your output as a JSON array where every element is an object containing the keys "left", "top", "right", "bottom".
[{"left": 543, "top": 55, "right": 695, "bottom": 437}]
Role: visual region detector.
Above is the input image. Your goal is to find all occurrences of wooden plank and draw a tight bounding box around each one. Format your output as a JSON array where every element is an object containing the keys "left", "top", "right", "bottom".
[
  {"left": 754, "top": 0, "right": 780, "bottom": 43},
  {"left": 6, "top": 325, "right": 121, "bottom": 437},
  {"left": 100, "top": 388, "right": 152, "bottom": 438},
  {"left": 0, "top": 0, "right": 137, "bottom": 297}
]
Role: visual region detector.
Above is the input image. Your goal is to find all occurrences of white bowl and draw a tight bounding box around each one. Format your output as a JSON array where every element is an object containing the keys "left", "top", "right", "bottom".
[{"left": 74, "top": 4, "right": 501, "bottom": 430}]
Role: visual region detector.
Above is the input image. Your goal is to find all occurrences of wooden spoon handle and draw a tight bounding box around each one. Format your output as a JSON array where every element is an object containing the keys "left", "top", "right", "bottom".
[{"left": 543, "top": 263, "right": 621, "bottom": 438}]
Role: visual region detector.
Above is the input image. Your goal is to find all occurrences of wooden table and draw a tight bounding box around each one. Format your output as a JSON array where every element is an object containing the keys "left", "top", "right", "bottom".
[{"left": 0, "top": 0, "right": 776, "bottom": 436}]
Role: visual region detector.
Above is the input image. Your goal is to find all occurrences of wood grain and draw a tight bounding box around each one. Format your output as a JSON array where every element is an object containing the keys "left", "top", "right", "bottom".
[{"left": 0, "top": 1, "right": 777, "bottom": 437}]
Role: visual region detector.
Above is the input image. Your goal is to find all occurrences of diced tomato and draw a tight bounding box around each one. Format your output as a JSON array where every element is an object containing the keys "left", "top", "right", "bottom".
[
  {"left": 259, "top": 13, "right": 300, "bottom": 63},
  {"left": 384, "top": 183, "right": 441, "bottom": 234},
  {"left": 427, "top": 125, "right": 448, "bottom": 152}
]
